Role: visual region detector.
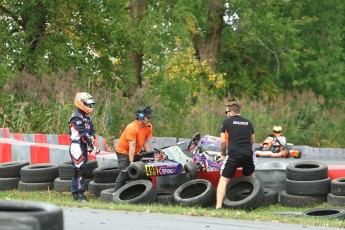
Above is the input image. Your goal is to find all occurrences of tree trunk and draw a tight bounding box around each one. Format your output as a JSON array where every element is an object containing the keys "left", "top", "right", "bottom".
[
  {"left": 192, "top": 0, "right": 225, "bottom": 73},
  {"left": 129, "top": 0, "right": 148, "bottom": 89}
]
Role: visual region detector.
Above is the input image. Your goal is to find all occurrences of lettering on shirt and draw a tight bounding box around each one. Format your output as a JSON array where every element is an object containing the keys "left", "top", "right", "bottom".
[{"left": 233, "top": 121, "right": 249, "bottom": 125}]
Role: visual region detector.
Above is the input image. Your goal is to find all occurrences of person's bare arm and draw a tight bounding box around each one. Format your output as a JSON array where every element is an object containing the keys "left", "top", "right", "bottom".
[
  {"left": 143, "top": 139, "right": 151, "bottom": 152},
  {"left": 128, "top": 140, "right": 136, "bottom": 162},
  {"left": 220, "top": 132, "right": 227, "bottom": 156},
  {"left": 251, "top": 134, "right": 255, "bottom": 144}
]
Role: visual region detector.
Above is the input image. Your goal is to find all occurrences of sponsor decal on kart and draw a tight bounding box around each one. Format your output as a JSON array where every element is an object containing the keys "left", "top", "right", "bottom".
[{"left": 158, "top": 167, "right": 177, "bottom": 175}]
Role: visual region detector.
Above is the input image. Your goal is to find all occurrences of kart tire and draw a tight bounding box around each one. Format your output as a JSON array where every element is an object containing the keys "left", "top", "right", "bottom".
[
  {"left": 286, "top": 177, "right": 330, "bottom": 196},
  {"left": 100, "top": 188, "right": 115, "bottom": 203},
  {"left": 286, "top": 161, "right": 328, "bottom": 181},
  {"left": 184, "top": 161, "right": 198, "bottom": 179},
  {"left": 88, "top": 180, "right": 115, "bottom": 197},
  {"left": 302, "top": 208, "right": 345, "bottom": 219},
  {"left": 20, "top": 164, "right": 59, "bottom": 183},
  {"left": 113, "top": 179, "right": 156, "bottom": 204},
  {"left": 223, "top": 176, "right": 264, "bottom": 211},
  {"left": 0, "top": 177, "right": 20, "bottom": 191},
  {"left": 280, "top": 190, "right": 326, "bottom": 208},
  {"left": 0, "top": 200, "right": 63, "bottom": 230},
  {"left": 93, "top": 166, "right": 119, "bottom": 183},
  {"left": 0, "top": 161, "right": 30, "bottom": 178},
  {"left": 173, "top": 179, "right": 216, "bottom": 207},
  {"left": 127, "top": 161, "right": 146, "bottom": 180},
  {"left": 331, "top": 177, "right": 345, "bottom": 196}
]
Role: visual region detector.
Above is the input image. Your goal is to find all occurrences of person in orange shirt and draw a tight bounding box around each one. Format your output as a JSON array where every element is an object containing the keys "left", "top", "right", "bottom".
[{"left": 114, "top": 105, "right": 153, "bottom": 191}]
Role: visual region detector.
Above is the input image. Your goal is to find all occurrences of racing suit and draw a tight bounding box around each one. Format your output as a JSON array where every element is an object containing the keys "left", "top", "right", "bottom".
[{"left": 69, "top": 108, "right": 96, "bottom": 199}]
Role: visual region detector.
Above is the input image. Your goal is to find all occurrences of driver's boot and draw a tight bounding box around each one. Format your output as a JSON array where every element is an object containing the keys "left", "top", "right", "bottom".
[{"left": 289, "top": 149, "right": 302, "bottom": 158}]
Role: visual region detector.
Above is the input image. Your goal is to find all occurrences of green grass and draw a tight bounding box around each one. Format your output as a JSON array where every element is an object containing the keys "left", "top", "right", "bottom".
[{"left": 1, "top": 190, "right": 345, "bottom": 228}]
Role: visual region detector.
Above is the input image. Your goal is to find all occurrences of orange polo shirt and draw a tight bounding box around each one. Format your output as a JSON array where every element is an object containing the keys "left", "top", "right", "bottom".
[{"left": 116, "top": 120, "right": 153, "bottom": 155}]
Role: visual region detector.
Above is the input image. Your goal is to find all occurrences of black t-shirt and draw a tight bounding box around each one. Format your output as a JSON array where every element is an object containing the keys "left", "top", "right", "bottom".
[{"left": 220, "top": 115, "right": 254, "bottom": 156}]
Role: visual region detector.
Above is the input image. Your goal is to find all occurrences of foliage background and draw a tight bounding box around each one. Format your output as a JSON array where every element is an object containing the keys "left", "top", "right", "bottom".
[{"left": 0, "top": 0, "right": 344, "bottom": 149}]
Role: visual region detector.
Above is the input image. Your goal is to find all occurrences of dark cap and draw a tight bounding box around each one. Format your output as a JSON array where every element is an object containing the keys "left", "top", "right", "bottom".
[{"left": 137, "top": 105, "right": 153, "bottom": 118}]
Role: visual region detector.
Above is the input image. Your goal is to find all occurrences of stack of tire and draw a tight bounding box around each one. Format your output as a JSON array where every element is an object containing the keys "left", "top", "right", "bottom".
[
  {"left": 281, "top": 161, "right": 330, "bottom": 207},
  {"left": 54, "top": 160, "right": 98, "bottom": 193},
  {"left": 327, "top": 177, "right": 345, "bottom": 206},
  {"left": 89, "top": 166, "right": 118, "bottom": 198},
  {"left": 19, "top": 163, "right": 59, "bottom": 191},
  {"left": 0, "top": 161, "right": 29, "bottom": 191}
]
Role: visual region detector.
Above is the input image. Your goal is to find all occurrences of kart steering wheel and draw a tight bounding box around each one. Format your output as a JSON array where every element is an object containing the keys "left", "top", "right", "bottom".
[{"left": 187, "top": 132, "right": 201, "bottom": 151}]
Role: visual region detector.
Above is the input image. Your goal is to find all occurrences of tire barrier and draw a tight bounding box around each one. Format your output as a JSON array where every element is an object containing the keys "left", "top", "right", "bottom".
[
  {"left": 0, "top": 200, "right": 63, "bottom": 230},
  {"left": 327, "top": 176, "right": 345, "bottom": 206},
  {"left": 19, "top": 163, "right": 59, "bottom": 191},
  {"left": 280, "top": 190, "right": 326, "bottom": 208},
  {"left": 223, "top": 176, "right": 264, "bottom": 211},
  {"left": 173, "top": 179, "right": 216, "bottom": 207},
  {"left": 282, "top": 161, "right": 330, "bottom": 208},
  {"left": 93, "top": 166, "right": 119, "bottom": 183},
  {"left": 0, "top": 161, "right": 30, "bottom": 191},
  {"left": 113, "top": 179, "right": 157, "bottom": 204},
  {"left": 53, "top": 177, "right": 92, "bottom": 193}
]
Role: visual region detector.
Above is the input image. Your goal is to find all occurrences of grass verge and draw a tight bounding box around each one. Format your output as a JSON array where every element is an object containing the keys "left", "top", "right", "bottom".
[{"left": 0, "top": 190, "right": 344, "bottom": 228}]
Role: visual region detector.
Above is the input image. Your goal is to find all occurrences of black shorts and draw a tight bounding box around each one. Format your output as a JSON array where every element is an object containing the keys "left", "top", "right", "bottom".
[{"left": 221, "top": 153, "right": 255, "bottom": 178}]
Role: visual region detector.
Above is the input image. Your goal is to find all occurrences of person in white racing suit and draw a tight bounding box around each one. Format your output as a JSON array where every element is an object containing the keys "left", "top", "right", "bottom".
[{"left": 69, "top": 92, "right": 99, "bottom": 203}]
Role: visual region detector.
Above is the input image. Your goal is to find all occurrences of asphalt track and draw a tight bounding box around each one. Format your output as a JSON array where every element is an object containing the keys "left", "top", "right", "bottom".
[{"left": 63, "top": 207, "right": 343, "bottom": 230}]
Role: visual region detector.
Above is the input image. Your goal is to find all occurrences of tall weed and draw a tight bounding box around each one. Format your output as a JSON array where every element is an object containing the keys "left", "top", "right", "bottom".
[{"left": 1, "top": 71, "right": 344, "bottom": 149}]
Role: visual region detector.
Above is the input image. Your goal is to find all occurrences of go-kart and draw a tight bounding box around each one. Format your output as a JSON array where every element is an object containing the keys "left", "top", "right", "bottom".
[
  {"left": 187, "top": 132, "right": 223, "bottom": 172},
  {"left": 254, "top": 136, "right": 302, "bottom": 158},
  {"left": 126, "top": 145, "right": 198, "bottom": 180}
]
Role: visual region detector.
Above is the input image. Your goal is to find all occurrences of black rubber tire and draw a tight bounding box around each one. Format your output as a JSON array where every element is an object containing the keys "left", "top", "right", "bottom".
[
  {"left": 280, "top": 190, "right": 326, "bottom": 208},
  {"left": 286, "top": 161, "right": 328, "bottom": 181},
  {"left": 302, "top": 208, "right": 345, "bottom": 219},
  {"left": 57, "top": 161, "right": 74, "bottom": 180},
  {"left": 234, "top": 188, "right": 278, "bottom": 207},
  {"left": 173, "top": 179, "right": 216, "bottom": 207},
  {"left": 0, "top": 161, "right": 30, "bottom": 178},
  {"left": 127, "top": 161, "right": 146, "bottom": 180},
  {"left": 184, "top": 161, "right": 198, "bottom": 180},
  {"left": 286, "top": 177, "right": 330, "bottom": 196},
  {"left": 113, "top": 179, "right": 157, "bottom": 204},
  {"left": 327, "top": 193, "right": 345, "bottom": 207},
  {"left": 93, "top": 166, "right": 119, "bottom": 183},
  {"left": 100, "top": 188, "right": 115, "bottom": 203},
  {"left": 18, "top": 181, "right": 54, "bottom": 192},
  {"left": 53, "top": 177, "right": 92, "bottom": 193},
  {"left": 156, "top": 193, "right": 175, "bottom": 204},
  {"left": 0, "top": 200, "right": 63, "bottom": 230},
  {"left": 331, "top": 177, "right": 345, "bottom": 196},
  {"left": 0, "top": 177, "right": 20, "bottom": 191},
  {"left": 223, "top": 176, "right": 264, "bottom": 211},
  {"left": 88, "top": 180, "right": 115, "bottom": 197},
  {"left": 20, "top": 164, "right": 59, "bottom": 183},
  {"left": 0, "top": 214, "right": 40, "bottom": 230}
]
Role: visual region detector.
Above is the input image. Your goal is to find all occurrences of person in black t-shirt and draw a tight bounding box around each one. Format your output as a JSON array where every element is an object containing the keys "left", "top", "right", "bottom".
[{"left": 216, "top": 101, "right": 255, "bottom": 209}]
